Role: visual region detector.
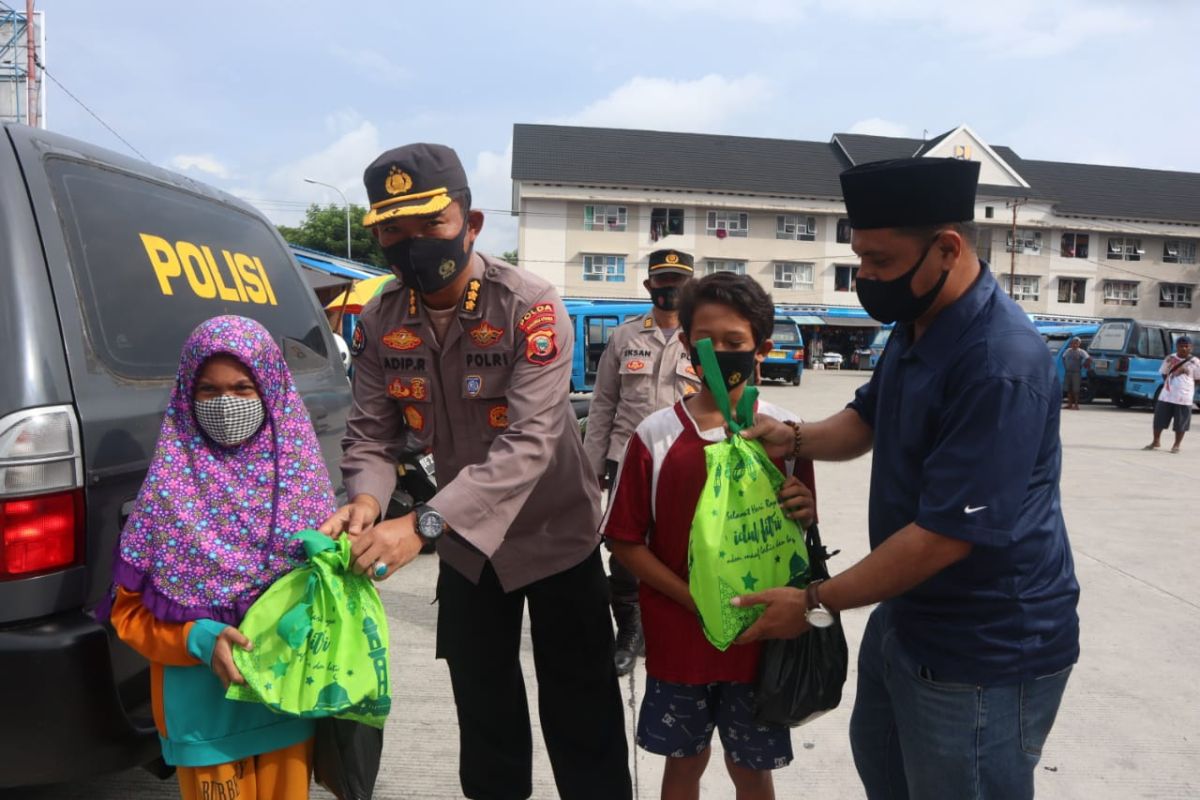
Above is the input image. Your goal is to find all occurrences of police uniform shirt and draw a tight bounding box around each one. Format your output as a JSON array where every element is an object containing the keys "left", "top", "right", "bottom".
[
  {"left": 582, "top": 312, "right": 701, "bottom": 476},
  {"left": 341, "top": 253, "right": 600, "bottom": 591},
  {"left": 849, "top": 263, "right": 1080, "bottom": 685}
]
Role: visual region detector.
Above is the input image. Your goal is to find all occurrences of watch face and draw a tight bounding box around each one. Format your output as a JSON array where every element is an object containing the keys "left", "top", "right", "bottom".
[
  {"left": 806, "top": 607, "right": 835, "bottom": 629},
  {"left": 418, "top": 511, "right": 443, "bottom": 539}
]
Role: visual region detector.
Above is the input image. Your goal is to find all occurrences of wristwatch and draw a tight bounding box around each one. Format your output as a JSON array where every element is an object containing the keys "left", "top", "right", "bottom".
[
  {"left": 805, "top": 579, "right": 835, "bottom": 629},
  {"left": 415, "top": 504, "right": 446, "bottom": 541}
]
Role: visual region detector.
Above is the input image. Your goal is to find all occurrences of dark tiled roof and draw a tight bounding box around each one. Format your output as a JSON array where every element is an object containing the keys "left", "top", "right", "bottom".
[
  {"left": 512, "top": 124, "right": 849, "bottom": 198},
  {"left": 513, "top": 124, "right": 1200, "bottom": 224}
]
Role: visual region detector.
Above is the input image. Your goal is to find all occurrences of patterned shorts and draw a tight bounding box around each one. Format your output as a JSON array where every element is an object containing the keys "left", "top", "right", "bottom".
[{"left": 636, "top": 677, "right": 793, "bottom": 771}]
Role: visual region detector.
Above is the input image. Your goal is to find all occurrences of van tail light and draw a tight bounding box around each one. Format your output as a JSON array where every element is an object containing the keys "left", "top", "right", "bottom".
[
  {"left": 1118, "top": 357, "right": 1130, "bottom": 373},
  {"left": 0, "top": 406, "right": 85, "bottom": 579},
  {"left": 1, "top": 490, "right": 83, "bottom": 576},
  {"left": 793, "top": 349, "right": 805, "bottom": 361}
]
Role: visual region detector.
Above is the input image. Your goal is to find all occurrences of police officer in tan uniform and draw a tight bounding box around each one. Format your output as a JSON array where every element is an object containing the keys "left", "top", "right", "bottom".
[
  {"left": 318, "top": 144, "right": 631, "bottom": 800},
  {"left": 583, "top": 248, "right": 699, "bottom": 675}
]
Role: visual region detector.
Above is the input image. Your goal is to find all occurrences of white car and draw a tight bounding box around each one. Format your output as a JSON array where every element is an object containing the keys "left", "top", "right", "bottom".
[{"left": 822, "top": 352, "right": 844, "bottom": 369}]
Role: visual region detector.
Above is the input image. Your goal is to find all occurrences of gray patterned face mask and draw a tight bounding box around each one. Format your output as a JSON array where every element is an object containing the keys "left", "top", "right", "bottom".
[{"left": 194, "top": 395, "right": 266, "bottom": 446}]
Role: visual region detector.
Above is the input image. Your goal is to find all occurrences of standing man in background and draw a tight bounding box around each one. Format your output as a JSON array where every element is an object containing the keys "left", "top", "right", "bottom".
[{"left": 583, "top": 248, "right": 700, "bottom": 675}]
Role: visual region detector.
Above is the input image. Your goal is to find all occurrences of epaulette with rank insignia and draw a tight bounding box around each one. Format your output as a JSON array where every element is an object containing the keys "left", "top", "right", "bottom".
[
  {"left": 463, "top": 278, "right": 482, "bottom": 312},
  {"left": 408, "top": 289, "right": 418, "bottom": 317},
  {"left": 643, "top": 317, "right": 653, "bottom": 329}
]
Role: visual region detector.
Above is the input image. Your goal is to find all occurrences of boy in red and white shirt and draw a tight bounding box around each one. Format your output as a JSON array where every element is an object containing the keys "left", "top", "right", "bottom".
[{"left": 602, "top": 273, "right": 817, "bottom": 798}]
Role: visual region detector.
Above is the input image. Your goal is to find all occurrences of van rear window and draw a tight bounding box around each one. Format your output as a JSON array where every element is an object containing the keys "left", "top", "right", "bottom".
[
  {"left": 1092, "top": 322, "right": 1131, "bottom": 352},
  {"left": 45, "top": 158, "right": 328, "bottom": 379},
  {"left": 771, "top": 323, "right": 800, "bottom": 344}
]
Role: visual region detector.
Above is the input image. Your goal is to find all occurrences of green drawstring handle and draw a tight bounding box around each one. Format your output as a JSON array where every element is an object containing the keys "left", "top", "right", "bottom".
[
  {"left": 694, "top": 338, "right": 757, "bottom": 434},
  {"left": 276, "top": 529, "right": 339, "bottom": 650}
]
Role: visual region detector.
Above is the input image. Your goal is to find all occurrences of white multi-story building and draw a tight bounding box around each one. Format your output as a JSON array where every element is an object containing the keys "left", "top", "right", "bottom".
[{"left": 511, "top": 123, "right": 1200, "bottom": 325}]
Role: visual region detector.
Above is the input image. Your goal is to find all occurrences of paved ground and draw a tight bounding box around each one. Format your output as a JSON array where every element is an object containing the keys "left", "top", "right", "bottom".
[{"left": 10, "top": 369, "right": 1200, "bottom": 799}]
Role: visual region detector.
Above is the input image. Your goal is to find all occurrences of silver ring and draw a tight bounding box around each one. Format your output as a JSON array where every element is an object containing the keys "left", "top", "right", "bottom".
[{"left": 373, "top": 562, "right": 388, "bottom": 579}]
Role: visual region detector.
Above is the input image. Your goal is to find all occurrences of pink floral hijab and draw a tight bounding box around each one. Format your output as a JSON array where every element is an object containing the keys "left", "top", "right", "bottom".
[{"left": 104, "top": 316, "right": 337, "bottom": 624}]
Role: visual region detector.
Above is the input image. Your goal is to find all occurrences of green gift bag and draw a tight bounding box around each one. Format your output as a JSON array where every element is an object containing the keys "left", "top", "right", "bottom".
[
  {"left": 226, "top": 529, "right": 391, "bottom": 728},
  {"left": 687, "top": 339, "right": 810, "bottom": 651}
]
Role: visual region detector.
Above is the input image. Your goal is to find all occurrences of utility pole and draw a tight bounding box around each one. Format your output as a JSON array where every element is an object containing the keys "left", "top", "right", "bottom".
[{"left": 1005, "top": 198, "right": 1028, "bottom": 300}]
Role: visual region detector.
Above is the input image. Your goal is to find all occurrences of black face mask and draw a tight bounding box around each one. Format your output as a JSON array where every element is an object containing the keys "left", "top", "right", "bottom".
[
  {"left": 381, "top": 218, "right": 473, "bottom": 294},
  {"left": 649, "top": 285, "right": 681, "bottom": 311},
  {"left": 689, "top": 347, "right": 757, "bottom": 390},
  {"left": 854, "top": 235, "right": 948, "bottom": 324}
]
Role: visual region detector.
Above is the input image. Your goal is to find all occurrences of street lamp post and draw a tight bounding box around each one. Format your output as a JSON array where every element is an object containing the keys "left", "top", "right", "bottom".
[{"left": 304, "top": 178, "right": 351, "bottom": 259}]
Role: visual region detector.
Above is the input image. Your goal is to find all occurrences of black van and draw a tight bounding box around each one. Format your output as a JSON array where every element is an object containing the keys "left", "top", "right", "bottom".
[{"left": 0, "top": 123, "right": 351, "bottom": 787}]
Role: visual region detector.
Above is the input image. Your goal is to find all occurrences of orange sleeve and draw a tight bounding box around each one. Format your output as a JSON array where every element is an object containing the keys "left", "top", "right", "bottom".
[{"left": 110, "top": 586, "right": 201, "bottom": 667}]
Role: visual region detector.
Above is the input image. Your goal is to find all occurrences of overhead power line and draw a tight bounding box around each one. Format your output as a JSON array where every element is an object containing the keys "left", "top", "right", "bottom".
[{"left": 33, "top": 55, "right": 148, "bottom": 161}]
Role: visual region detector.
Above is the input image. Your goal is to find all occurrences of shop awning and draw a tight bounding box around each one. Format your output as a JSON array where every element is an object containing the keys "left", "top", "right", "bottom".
[
  {"left": 819, "top": 315, "right": 881, "bottom": 328},
  {"left": 789, "top": 314, "right": 826, "bottom": 326},
  {"left": 300, "top": 265, "right": 353, "bottom": 291}
]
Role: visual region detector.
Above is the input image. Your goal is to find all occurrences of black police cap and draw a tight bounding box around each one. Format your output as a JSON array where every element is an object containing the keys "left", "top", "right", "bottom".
[
  {"left": 362, "top": 143, "right": 470, "bottom": 227},
  {"left": 648, "top": 249, "right": 694, "bottom": 276}
]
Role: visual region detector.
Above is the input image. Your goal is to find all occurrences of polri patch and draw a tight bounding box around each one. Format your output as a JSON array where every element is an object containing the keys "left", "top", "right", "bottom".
[
  {"left": 525, "top": 328, "right": 558, "bottom": 366},
  {"left": 468, "top": 320, "right": 504, "bottom": 348},
  {"left": 350, "top": 324, "right": 366, "bottom": 357},
  {"left": 488, "top": 404, "right": 509, "bottom": 429},
  {"left": 388, "top": 377, "right": 428, "bottom": 401},
  {"left": 518, "top": 302, "right": 556, "bottom": 334},
  {"left": 464, "top": 374, "right": 482, "bottom": 398},
  {"left": 625, "top": 359, "right": 646, "bottom": 372},
  {"left": 382, "top": 327, "right": 423, "bottom": 351},
  {"left": 404, "top": 405, "right": 425, "bottom": 432}
]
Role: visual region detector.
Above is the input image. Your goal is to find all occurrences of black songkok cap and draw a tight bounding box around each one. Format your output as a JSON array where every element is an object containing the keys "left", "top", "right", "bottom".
[{"left": 839, "top": 158, "right": 980, "bottom": 230}]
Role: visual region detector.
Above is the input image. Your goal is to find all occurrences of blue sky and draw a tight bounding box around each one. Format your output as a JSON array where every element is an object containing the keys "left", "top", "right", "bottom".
[{"left": 36, "top": 0, "right": 1200, "bottom": 253}]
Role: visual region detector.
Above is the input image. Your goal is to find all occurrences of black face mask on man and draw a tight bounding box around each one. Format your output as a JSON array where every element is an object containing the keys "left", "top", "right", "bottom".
[
  {"left": 689, "top": 347, "right": 757, "bottom": 390},
  {"left": 382, "top": 215, "right": 473, "bottom": 294},
  {"left": 649, "top": 285, "right": 681, "bottom": 311},
  {"left": 854, "top": 234, "right": 948, "bottom": 325}
]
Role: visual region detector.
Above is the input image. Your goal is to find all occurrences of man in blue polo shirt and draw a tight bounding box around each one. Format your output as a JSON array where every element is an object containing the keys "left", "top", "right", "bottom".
[{"left": 733, "top": 157, "right": 1080, "bottom": 800}]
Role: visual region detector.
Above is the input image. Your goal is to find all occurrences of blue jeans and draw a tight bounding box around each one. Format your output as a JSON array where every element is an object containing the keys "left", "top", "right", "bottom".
[{"left": 849, "top": 604, "right": 1072, "bottom": 800}]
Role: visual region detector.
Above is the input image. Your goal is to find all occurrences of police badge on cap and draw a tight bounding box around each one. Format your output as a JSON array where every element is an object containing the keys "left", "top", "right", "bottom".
[
  {"left": 648, "top": 249, "right": 695, "bottom": 276},
  {"left": 362, "top": 143, "right": 470, "bottom": 227}
]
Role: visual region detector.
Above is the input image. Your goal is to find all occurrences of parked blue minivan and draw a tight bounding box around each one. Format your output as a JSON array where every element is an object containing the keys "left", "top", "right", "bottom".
[
  {"left": 1086, "top": 318, "right": 1200, "bottom": 408},
  {"left": 1036, "top": 323, "right": 1099, "bottom": 399},
  {"left": 565, "top": 300, "right": 653, "bottom": 392},
  {"left": 761, "top": 316, "right": 805, "bottom": 385}
]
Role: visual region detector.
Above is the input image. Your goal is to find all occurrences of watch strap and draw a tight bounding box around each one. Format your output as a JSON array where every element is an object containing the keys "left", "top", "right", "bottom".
[{"left": 805, "top": 579, "right": 826, "bottom": 614}]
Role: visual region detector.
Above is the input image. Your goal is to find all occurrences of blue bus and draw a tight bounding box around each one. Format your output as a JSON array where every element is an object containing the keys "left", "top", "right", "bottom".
[
  {"left": 1087, "top": 318, "right": 1200, "bottom": 408},
  {"left": 565, "top": 301, "right": 653, "bottom": 392},
  {"left": 864, "top": 325, "right": 894, "bottom": 370}
]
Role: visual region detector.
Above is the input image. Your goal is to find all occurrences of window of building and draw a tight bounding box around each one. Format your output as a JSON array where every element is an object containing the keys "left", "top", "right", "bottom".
[
  {"left": 705, "top": 259, "right": 746, "bottom": 275},
  {"left": 706, "top": 210, "right": 749, "bottom": 237},
  {"left": 1058, "top": 277, "right": 1086, "bottom": 304},
  {"left": 1005, "top": 229, "right": 1042, "bottom": 254},
  {"left": 1107, "top": 237, "right": 1143, "bottom": 261},
  {"left": 836, "top": 218, "right": 852, "bottom": 244},
  {"left": 1000, "top": 274, "right": 1040, "bottom": 301},
  {"left": 1060, "top": 233, "right": 1090, "bottom": 259},
  {"left": 985, "top": 206, "right": 995, "bottom": 219},
  {"left": 582, "top": 254, "right": 626, "bottom": 282},
  {"left": 834, "top": 264, "right": 859, "bottom": 292},
  {"left": 976, "top": 229, "right": 993, "bottom": 263},
  {"left": 773, "top": 261, "right": 814, "bottom": 289},
  {"left": 1102, "top": 280, "right": 1139, "bottom": 306},
  {"left": 1159, "top": 283, "right": 1194, "bottom": 309},
  {"left": 583, "top": 204, "right": 627, "bottom": 232},
  {"left": 650, "top": 207, "right": 684, "bottom": 240},
  {"left": 776, "top": 214, "right": 816, "bottom": 241},
  {"left": 1163, "top": 240, "right": 1198, "bottom": 265}
]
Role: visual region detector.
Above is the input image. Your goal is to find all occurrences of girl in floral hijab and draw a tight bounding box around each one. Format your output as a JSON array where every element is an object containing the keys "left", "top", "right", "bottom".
[{"left": 106, "top": 315, "right": 337, "bottom": 800}]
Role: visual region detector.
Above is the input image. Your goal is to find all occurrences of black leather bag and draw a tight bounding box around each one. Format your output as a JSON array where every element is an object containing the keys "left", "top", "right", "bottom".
[
  {"left": 753, "top": 523, "right": 849, "bottom": 727},
  {"left": 313, "top": 718, "right": 384, "bottom": 800}
]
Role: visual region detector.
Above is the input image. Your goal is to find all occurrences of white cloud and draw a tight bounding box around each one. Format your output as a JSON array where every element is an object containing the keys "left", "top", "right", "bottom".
[
  {"left": 328, "top": 46, "right": 409, "bottom": 83},
  {"left": 623, "top": 0, "right": 804, "bottom": 23},
  {"left": 470, "top": 139, "right": 517, "bottom": 256},
  {"left": 169, "top": 154, "right": 230, "bottom": 179},
  {"left": 847, "top": 118, "right": 911, "bottom": 138},
  {"left": 820, "top": 0, "right": 1144, "bottom": 57},
  {"left": 558, "top": 74, "right": 773, "bottom": 134}
]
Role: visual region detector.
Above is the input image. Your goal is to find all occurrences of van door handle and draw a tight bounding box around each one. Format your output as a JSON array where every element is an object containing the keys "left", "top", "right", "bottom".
[{"left": 119, "top": 499, "right": 137, "bottom": 529}]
